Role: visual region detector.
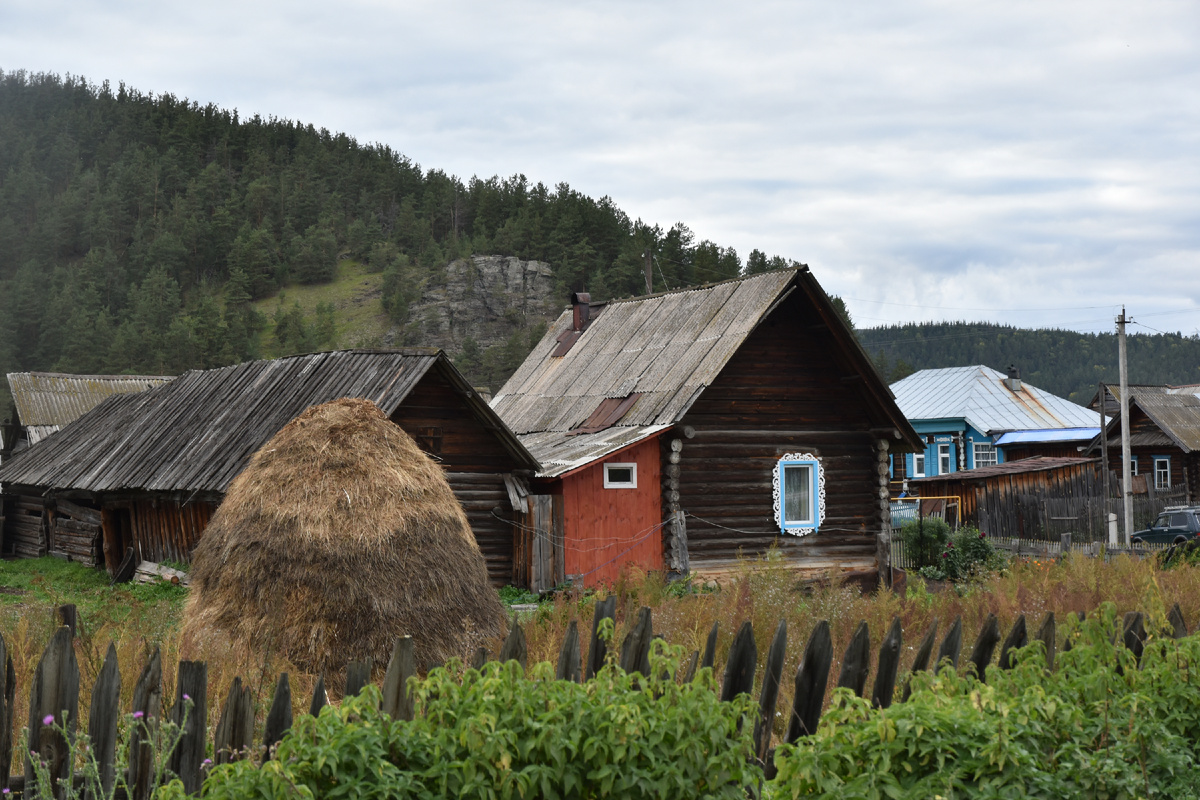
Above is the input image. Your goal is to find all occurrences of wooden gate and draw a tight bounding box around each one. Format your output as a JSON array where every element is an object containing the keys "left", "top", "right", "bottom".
[{"left": 514, "top": 495, "right": 564, "bottom": 592}]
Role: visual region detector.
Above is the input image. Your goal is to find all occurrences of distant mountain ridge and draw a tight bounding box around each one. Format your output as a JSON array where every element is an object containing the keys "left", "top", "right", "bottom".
[{"left": 857, "top": 321, "right": 1200, "bottom": 405}]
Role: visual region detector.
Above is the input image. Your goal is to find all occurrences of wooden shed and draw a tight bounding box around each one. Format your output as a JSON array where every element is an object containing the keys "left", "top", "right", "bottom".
[
  {"left": 0, "top": 350, "right": 539, "bottom": 585},
  {"left": 492, "top": 267, "right": 921, "bottom": 590}
]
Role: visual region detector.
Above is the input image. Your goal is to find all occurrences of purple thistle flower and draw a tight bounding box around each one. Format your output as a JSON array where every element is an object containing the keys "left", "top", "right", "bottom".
[
  {"left": 42, "top": 715, "right": 55, "bottom": 726},
  {"left": 183, "top": 693, "right": 191, "bottom": 701},
  {"left": 133, "top": 711, "right": 144, "bottom": 719}
]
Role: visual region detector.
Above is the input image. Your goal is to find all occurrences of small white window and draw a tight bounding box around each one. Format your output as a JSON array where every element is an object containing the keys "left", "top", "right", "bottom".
[
  {"left": 1154, "top": 457, "right": 1170, "bottom": 490},
  {"left": 1130, "top": 455, "right": 1139, "bottom": 476},
  {"left": 773, "top": 453, "right": 826, "bottom": 535},
  {"left": 603, "top": 462, "right": 637, "bottom": 488},
  {"left": 973, "top": 442, "right": 997, "bottom": 469},
  {"left": 938, "top": 443, "right": 952, "bottom": 475},
  {"left": 913, "top": 453, "right": 925, "bottom": 478}
]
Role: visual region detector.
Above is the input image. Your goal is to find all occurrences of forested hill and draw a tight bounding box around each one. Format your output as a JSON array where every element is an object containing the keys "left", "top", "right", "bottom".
[
  {"left": 859, "top": 322, "right": 1200, "bottom": 405},
  {"left": 0, "top": 70, "right": 802, "bottom": 410}
]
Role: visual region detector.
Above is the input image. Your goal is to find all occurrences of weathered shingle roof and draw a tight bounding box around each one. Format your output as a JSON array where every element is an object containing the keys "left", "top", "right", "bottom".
[
  {"left": 0, "top": 350, "right": 536, "bottom": 493},
  {"left": 1121, "top": 392, "right": 1200, "bottom": 453},
  {"left": 493, "top": 268, "right": 919, "bottom": 476},
  {"left": 911, "top": 456, "right": 1097, "bottom": 483},
  {"left": 891, "top": 366, "right": 1101, "bottom": 435},
  {"left": 7, "top": 372, "right": 171, "bottom": 444}
]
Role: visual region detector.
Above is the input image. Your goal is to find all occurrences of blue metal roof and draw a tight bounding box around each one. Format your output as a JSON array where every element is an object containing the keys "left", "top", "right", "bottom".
[{"left": 993, "top": 427, "right": 1101, "bottom": 446}]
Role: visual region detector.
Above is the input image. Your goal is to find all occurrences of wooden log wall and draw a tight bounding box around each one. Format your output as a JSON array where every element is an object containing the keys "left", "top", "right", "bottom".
[
  {"left": 676, "top": 292, "right": 888, "bottom": 588},
  {"left": 122, "top": 500, "right": 215, "bottom": 565},
  {"left": 389, "top": 369, "right": 529, "bottom": 586},
  {"left": 48, "top": 499, "right": 102, "bottom": 566},
  {"left": 1, "top": 493, "right": 46, "bottom": 558}
]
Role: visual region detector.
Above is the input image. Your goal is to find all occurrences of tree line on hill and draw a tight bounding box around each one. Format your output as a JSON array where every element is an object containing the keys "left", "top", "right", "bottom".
[
  {"left": 0, "top": 69, "right": 804, "bottom": 408},
  {"left": 859, "top": 322, "right": 1200, "bottom": 404}
]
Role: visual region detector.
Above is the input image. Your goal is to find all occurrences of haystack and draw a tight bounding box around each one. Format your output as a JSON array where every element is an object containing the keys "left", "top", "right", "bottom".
[{"left": 182, "top": 398, "right": 505, "bottom": 680}]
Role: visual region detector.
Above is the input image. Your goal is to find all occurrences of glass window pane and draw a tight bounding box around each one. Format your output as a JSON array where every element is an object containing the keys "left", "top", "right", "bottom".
[{"left": 784, "top": 464, "right": 811, "bottom": 523}]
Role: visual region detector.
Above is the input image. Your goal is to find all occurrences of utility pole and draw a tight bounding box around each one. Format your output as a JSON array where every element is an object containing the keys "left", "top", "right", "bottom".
[
  {"left": 1098, "top": 381, "right": 1113, "bottom": 544},
  {"left": 642, "top": 249, "right": 653, "bottom": 295},
  {"left": 1117, "top": 308, "right": 1133, "bottom": 545}
]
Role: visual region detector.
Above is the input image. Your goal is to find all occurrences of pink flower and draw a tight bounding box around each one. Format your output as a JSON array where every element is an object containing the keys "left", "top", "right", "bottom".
[
  {"left": 183, "top": 694, "right": 191, "bottom": 701},
  {"left": 42, "top": 715, "right": 55, "bottom": 726},
  {"left": 133, "top": 711, "right": 144, "bottom": 719}
]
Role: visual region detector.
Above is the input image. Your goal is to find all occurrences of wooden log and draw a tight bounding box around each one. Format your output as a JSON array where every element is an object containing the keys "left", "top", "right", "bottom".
[
  {"left": 134, "top": 561, "right": 190, "bottom": 586},
  {"left": 0, "top": 633, "right": 13, "bottom": 794},
  {"left": 309, "top": 675, "right": 328, "bottom": 718},
  {"left": 213, "top": 677, "right": 253, "bottom": 765},
  {"left": 127, "top": 647, "right": 162, "bottom": 800},
  {"left": 836, "top": 622, "right": 871, "bottom": 697},
  {"left": 1168, "top": 603, "right": 1187, "bottom": 639},
  {"left": 1036, "top": 612, "right": 1056, "bottom": 672},
  {"left": 498, "top": 622, "right": 527, "bottom": 669},
  {"left": 619, "top": 607, "right": 653, "bottom": 677},
  {"left": 556, "top": 620, "right": 581, "bottom": 682},
  {"left": 381, "top": 638, "right": 416, "bottom": 721},
  {"left": 721, "top": 621, "right": 757, "bottom": 702},
  {"left": 785, "top": 621, "right": 832, "bottom": 742},
  {"left": 701, "top": 621, "right": 719, "bottom": 670},
  {"left": 936, "top": 616, "right": 963, "bottom": 673},
  {"left": 585, "top": 596, "right": 617, "bottom": 680},
  {"left": 998, "top": 615, "right": 1028, "bottom": 671},
  {"left": 262, "top": 674, "right": 292, "bottom": 760},
  {"left": 753, "top": 620, "right": 787, "bottom": 763},
  {"left": 967, "top": 614, "right": 1001, "bottom": 683},
  {"left": 345, "top": 659, "right": 372, "bottom": 697},
  {"left": 871, "top": 617, "right": 902, "bottom": 709},
  {"left": 169, "top": 660, "right": 206, "bottom": 794}
]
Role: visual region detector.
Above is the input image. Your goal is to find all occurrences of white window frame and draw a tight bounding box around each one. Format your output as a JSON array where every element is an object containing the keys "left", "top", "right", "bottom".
[
  {"left": 603, "top": 462, "right": 637, "bottom": 489},
  {"left": 938, "top": 443, "right": 952, "bottom": 475},
  {"left": 1154, "top": 456, "right": 1170, "bottom": 490},
  {"left": 772, "top": 453, "right": 826, "bottom": 536},
  {"left": 913, "top": 452, "right": 926, "bottom": 478},
  {"left": 973, "top": 441, "right": 997, "bottom": 469},
  {"left": 1130, "top": 455, "right": 1138, "bottom": 476}
]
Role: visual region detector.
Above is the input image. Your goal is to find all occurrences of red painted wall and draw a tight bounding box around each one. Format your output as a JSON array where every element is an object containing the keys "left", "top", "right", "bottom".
[{"left": 560, "top": 436, "right": 663, "bottom": 587}]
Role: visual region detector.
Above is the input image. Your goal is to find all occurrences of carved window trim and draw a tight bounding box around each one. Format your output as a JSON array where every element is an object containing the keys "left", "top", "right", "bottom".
[{"left": 772, "top": 452, "right": 826, "bottom": 536}]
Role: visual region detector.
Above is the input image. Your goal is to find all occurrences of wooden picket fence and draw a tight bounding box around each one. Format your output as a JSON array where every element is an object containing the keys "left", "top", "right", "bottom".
[{"left": 3, "top": 598, "right": 1192, "bottom": 797}]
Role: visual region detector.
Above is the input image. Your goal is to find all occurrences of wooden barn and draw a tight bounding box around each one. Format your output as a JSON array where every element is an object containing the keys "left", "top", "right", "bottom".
[
  {"left": 1087, "top": 384, "right": 1200, "bottom": 501},
  {"left": 0, "top": 350, "right": 539, "bottom": 585},
  {"left": 491, "top": 267, "right": 921, "bottom": 590}
]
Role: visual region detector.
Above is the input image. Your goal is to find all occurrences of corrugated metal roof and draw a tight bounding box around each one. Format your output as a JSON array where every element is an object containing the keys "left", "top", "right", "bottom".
[
  {"left": 911, "top": 456, "right": 1097, "bottom": 482},
  {"left": 7, "top": 372, "right": 171, "bottom": 427},
  {"left": 0, "top": 349, "right": 537, "bottom": 493},
  {"left": 1128, "top": 392, "right": 1200, "bottom": 452},
  {"left": 993, "top": 427, "right": 1101, "bottom": 446},
  {"left": 891, "top": 366, "right": 1102, "bottom": 435},
  {"left": 519, "top": 425, "right": 673, "bottom": 478}
]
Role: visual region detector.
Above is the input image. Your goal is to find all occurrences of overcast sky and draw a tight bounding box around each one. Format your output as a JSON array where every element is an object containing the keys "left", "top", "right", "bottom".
[{"left": 3, "top": 0, "right": 1198, "bottom": 333}]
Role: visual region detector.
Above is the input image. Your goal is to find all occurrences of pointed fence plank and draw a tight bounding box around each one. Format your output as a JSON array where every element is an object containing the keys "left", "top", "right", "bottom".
[
  {"left": 556, "top": 620, "right": 582, "bottom": 682},
  {"left": 1168, "top": 603, "right": 1187, "bottom": 640},
  {"left": 169, "top": 660, "right": 207, "bottom": 794},
  {"left": 381, "top": 637, "right": 416, "bottom": 721},
  {"left": 871, "top": 617, "right": 902, "bottom": 709},
  {"left": 753, "top": 620, "right": 787, "bottom": 763},
  {"left": 1122, "top": 611, "right": 1146, "bottom": 668},
  {"left": 1036, "top": 612, "right": 1056, "bottom": 672},
  {"left": 679, "top": 650, "right": 700, "bottom": 684},
  {"left": 262, "top": 673, "right": 292, "bottom": 760},
  {"left": 936, "top": 616, "right": 963, "bottom": 673},
  {"left": 619, "top": 607, "right": 653, "bottom": 677},
  {"left": 837, "top": 622, "right": 871, "bottom": 697},
  {"left": 58, "top": 605, "right": 78, "bottom": 638},
  {"left": 309, "top": 675, "right": 328, "bottom": 718},
  {"left": 499, "top": 622, "right": 528, "bottom": 669},
  {"left": 998, "top": 615, "right": 1028, "bottom": 671},
  {"left": 585, "top": 595, "right": 617, "bottom": 680},
  {"left": 701, "top": 621, "right": 719, "bottom": 670},
  {"left": 345, "top": 659, "right": 372, "bottom": 697},
  {"left": 127, "top": 647, "right": 162, "bottom": 800},
  {"left": 785, "top": 621, "right": 832, "bottom": 742},
  {"left": 967, "top": 614, "right": 1001, "bottom": 683},
  {"left": 902, "top": 619, "right": 938, "bottom": 703},
  {"left": 0, "top": 633, "right": 13, "bottom": 794},
  {"left": 25, "top": 626, "right": 79, "bottom": 799},
  {"left": 85, "top": 646, "right": 120, "bottom": 800},
  {"left": 470, "top": 647, "right": 489, "bottom": 670},
  {"left": 721, "top": 621, "right": 758, "bottom": 702},
  {"left": 213, "top": 676, "right": 253, "bottom": 765}
]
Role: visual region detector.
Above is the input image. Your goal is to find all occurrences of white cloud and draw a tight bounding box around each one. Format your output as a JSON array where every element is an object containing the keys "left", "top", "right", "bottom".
[{"left": 1, "top": 0, "right": 1197, "bottom": 332}]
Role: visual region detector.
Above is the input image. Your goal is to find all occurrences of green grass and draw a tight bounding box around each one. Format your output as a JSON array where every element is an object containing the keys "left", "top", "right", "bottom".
[
  {"left": 0, "top": 556, "right": 188, "bottom": 623},
  {"left": 254, "top": 259, "right": 390, "bottom": 356}
]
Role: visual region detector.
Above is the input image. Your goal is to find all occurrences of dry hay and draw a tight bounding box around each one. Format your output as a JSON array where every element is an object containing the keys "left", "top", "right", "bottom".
[{"left": 182, "top": 398, "right": 505, "bottom": 685}]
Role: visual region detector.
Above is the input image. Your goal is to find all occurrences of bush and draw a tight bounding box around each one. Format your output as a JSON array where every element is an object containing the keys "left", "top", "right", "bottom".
[
  {"left": 201, "top": 648, "right": 758, "bottom": 799},
  {"left": 900, "top": 516, "right": 951, "bottom": 569},
  {"left": 940, "top": 526, "right": 1006, "bottom": 582}
]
